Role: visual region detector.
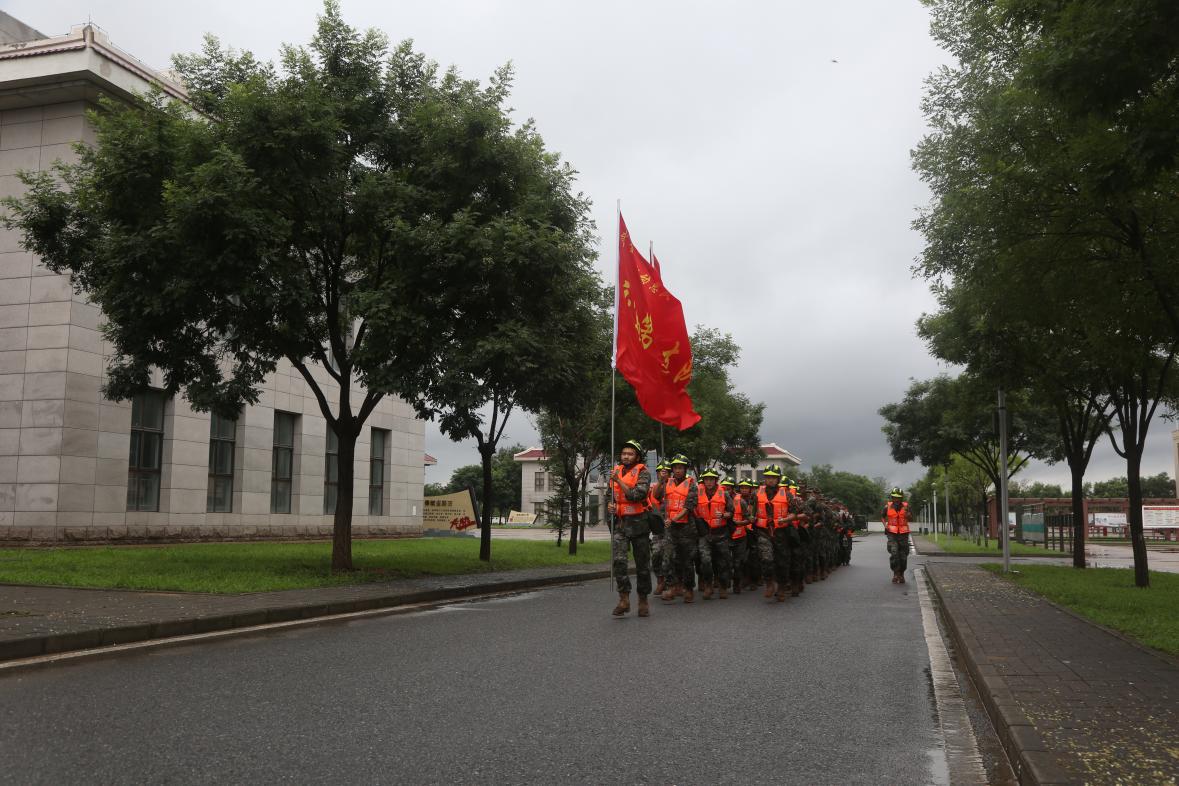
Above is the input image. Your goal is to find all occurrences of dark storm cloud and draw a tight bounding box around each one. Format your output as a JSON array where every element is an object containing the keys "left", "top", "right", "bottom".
[{"left": 13, "top": 0, "right": 1174, "bottom": 490}]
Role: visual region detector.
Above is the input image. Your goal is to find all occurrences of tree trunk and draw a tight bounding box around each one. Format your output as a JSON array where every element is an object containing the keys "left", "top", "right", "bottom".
[
  {"left": 1069, "top": 462, "right": 1087, "bottom": 569},
  {"left": 567, "top": 479, "right": 580, "bottom": 556},
  {"left": 479, "top": 443, "right": 494, "bottom": 562},
  {"left": 331, "top": 425, "right": 357, "bottom": 572},
  {"left": 1126, "top": 448, "right": 1150, "bottom": 587}
]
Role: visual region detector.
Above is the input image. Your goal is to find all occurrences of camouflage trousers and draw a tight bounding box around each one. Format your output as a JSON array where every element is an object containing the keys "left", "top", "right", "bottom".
[
  {"left": 612, "top": 516, "right": 652, "bottom": 596},
  {"left": 798, "top": 527, "right": 815, "bottom": 577},
  {"left": 887, "top": 532, "right": 910, "bottom": 574},
  {"left": 699, "top": 532, "right": 732, "bottom": 586},
  {"left": 815, "top": 528, "right": 831, "bottom": 573},
  {"left": 772, "top": 526, "right": 805, "bottom": 586},
  {"left": 666, "top": 522, "right": 699, "bottom": 590},
  {"left": 650, "top": 531, "right": 670, "bottom": 579},
  {"left": 729, "top": 536, "right": 749, "bottom": 586},
  {"left": 753, "top": 528, "right": 774, "bottom": 579}
]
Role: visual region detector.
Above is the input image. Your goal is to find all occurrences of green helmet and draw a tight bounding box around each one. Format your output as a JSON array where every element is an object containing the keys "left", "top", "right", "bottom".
[
  {"left": 699, "top": 468, "right": 720, "bottom": 480},
  {"left": 738, "top": 479, "right": 757, "bottom": 488},
  {"left": 655, "top": 461, "right": 670, "bottom": 472},
  {"left": 622, "top": 439, "right": 643, "bottom": 455},
  {"left": 669, "top": 454, "right": 690, "bottom": 466},
  {"left": 719, "top": 477, "right": 735, "bottom": 487},
  {"left": 762, "top": 464, "right": 782, "bottom": 478},
  {"left": 889, "top": 487, "right": 904, "bottom": 499}
]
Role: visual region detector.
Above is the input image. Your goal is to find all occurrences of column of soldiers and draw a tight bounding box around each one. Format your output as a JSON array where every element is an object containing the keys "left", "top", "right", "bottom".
[{"left": 610, "top": 440, "right": 856, "bottom": 617}]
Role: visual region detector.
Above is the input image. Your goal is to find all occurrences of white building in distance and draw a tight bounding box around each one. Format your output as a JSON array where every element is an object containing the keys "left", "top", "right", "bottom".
[{"left": 0, "top": 14, "right": 425, "bottom": 542}]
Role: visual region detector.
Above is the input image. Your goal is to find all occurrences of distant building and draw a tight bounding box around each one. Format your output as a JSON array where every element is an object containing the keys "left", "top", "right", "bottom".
[{"left": 732, "top": 443, "right": 802, "bottom": 483}]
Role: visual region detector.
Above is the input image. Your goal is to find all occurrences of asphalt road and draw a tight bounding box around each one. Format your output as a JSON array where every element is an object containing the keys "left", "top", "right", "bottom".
[{"left": 0, "top": 538, "right": 950, "bottom": 785}]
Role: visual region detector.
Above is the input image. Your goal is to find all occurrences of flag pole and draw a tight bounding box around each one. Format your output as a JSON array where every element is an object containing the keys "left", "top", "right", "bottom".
[
  {"left": 609, "top": 199, "right": 620, "bottom": 591},
  {"left": 650, "top": 239, "right": 664, "bottom": 459}
]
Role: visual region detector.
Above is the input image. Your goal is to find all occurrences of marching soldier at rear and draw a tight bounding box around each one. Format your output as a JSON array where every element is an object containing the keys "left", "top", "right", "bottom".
[
  {"left": 648, "top": 461, "right": 671, "bottom": 595},
  {"left": 729, "top": 479, "right": 756, "bottom": 594},
  {"left": 609, "top": 439, "right": 653, "bottom": 617},
  {"left": 695, "top": 469, "right": 734, "bottom": 600},
  {"left": 656, "top": 454, "right": 699, "bottom": 603}
]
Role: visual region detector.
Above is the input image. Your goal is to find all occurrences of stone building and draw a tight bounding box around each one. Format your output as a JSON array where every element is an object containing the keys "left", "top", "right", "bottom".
[{"left": 0, "top": 13, "right": 425, "bottom": 542}]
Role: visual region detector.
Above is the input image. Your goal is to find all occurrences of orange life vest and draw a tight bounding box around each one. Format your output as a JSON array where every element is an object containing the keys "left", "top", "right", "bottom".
[
  {"left": 885, "top": 501, "right": 910, "bottom": 534},
  {"left": 731, "top": 495, "right": 749, "bottom": 539},
  {"left": 756, "top": 485, "right": 792, "bottom": 529},
  {"left": 663, "top": 478, "right": 693, "bottom": 524},
  {"left": 611, "top": 463, "right": 649, "bottom": 517},
  {"left": 732, "top": 494, "right": 749, "bottom": 525},
  {"left": 696, "top": 486, "right": 727, "bottom": 529}
]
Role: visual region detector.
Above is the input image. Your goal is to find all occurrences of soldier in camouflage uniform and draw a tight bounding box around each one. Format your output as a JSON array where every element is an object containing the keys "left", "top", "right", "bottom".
[
  {"left": 749, "top": 470, "right": 778, "bottom": 595},
  {"left": 610, "top": 439, "right": 653, "bottom": 617},
  {"left": 814, "top": 492, "right": 834, "bottom": 581},
  {"left": 656, "top": 454, "right": 699, "bottom": 603},
  {"left": 648, "top": 461, "right": 671, "bottom": 595},
  {"left": 838, "top": 506, "right": 855, "bottom": 566},
  {"left": 882, "top": 487, "right": 912, "bottom": 583},
  {"left": 729, "top": 479, "right": 756, "bottom": 594},
  {"left": 799, "top": 483, "right": 825, "bottom": 587},
  {"left": 695, "top": 469, "right": 734, "bottom": 600},
  {"left": 759, "top": 465, "right": 804, "bottom": 602}
]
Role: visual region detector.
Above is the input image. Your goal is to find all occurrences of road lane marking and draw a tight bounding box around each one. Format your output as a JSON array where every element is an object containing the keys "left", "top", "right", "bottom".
[{"left": 915, "top": 565, "right": 989, "bottom": 786}]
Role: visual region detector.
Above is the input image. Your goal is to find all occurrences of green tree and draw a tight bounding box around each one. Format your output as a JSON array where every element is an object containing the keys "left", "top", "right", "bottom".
[
  {"left": 915, "top": 0, "right": 1179, "bottom": 585},
  {"left": 447, "top": 465, "right": 484, "bottom": 496},
  {"left": 1009, "top": 481, "right": 1065, "bottom": 499},
  {"left": 1089, "top": 473, "right": 1175, "bottom": 500},
  {"left": 423, "top": 482, "right": 449, "bottom": 497},
  {"left": 537, "top": 288, "right": 612, "bottom": 554},
  {"left": 798, "top": 464, "right": 887, "bottom": 520},
  {"left": 445, "top": 443, "right": 523, "bottom": 521},
  {"left": 350, "top": 35, "right": 599, "bottom": 564},
  {"left": 2, "top": 3, "right": 584, "bottom": 572},
  {"left": 879, "top": 373, "right": 1058, "bottom": 497}
]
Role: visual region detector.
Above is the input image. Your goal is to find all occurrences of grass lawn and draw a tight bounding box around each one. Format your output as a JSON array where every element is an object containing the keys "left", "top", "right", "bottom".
[
  {"left": 0, "top": 537, "right": 610, "bottom": 594},
  {"left": 983, "top": 564, "right": 1179, "bottom": 656},
  {"left": 923, "top": 532, "right": 1050, "bottom": 556}
]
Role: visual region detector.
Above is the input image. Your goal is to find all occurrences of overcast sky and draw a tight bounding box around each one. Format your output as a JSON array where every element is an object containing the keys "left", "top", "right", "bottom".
[{"left": 10, "top": 0, "right": 1177, "bottom": 491}]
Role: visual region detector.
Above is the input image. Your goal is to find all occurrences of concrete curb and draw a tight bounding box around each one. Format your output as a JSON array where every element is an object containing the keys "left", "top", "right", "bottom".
[
  {"left": 0, "top": 567, "right": 611, "bottom": 664},
  {"left": 925, "top": 565, "right": 1069, "bottom": 786}
]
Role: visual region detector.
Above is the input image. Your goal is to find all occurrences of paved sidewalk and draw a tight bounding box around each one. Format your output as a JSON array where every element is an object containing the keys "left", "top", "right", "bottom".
[
  {"left": 925, "top": 561, "right": 1179, "bottom": 785},
  {"left": 0, "top": 563, "right": 609, "bottom": 662}
]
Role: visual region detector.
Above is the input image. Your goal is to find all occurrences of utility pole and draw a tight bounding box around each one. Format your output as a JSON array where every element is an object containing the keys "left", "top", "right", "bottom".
[
  {"left": 933, "top": 486, "right": 939, "bottom": 536},
  {"left": 944, "top": 473, "right": 950, "bottom": 536},
  {"left": 998, "top": 388, "right": 1011, "bottom": 573}
]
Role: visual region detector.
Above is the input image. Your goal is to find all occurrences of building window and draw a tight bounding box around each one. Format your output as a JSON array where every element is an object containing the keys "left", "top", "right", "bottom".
[
  {"left": 741, "top": 469, "right": 753, "bottom": 481},
  {"left": 207, "top": 413, "right": 236, "bottom": 512},
  {"left": 271, "top": 412, "right": 296, "bottom": 514},
  {"left": 369, "top": 428, "right": 387, "bottom": 516},
  {"left": 587, "top": 495, "right": 599, "bottom": 522},
  {"left": 128, "top": 391, "right": 165, "bottom": 511},
  {"left": 324, "top": 427, "right": 339, "bottom": 515},
  {"left": 535, "top": 471, "right": 546, "bottom": 492}
]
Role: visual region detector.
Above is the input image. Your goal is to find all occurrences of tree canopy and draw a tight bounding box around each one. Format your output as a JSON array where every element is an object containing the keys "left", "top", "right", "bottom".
[{"left": 3, "top": 2, "right": 596, "bottom": 570}]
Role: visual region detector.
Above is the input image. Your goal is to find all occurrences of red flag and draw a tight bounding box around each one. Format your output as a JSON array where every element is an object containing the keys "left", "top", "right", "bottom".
[{"left": 614, "top": 215, "right": 701, "bottom": 430}]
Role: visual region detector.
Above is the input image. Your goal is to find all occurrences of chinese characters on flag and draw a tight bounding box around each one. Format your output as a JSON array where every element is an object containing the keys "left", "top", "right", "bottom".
[{"left": 614, "top": 214, "right": 701, "bottom": 430}]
